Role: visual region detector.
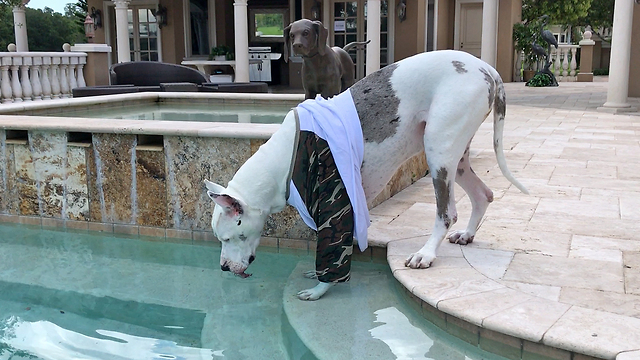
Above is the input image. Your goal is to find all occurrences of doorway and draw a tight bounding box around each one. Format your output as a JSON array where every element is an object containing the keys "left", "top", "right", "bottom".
[
  {"left": 458, "top": 2, "right": 482, "bottom": 57},
  {"left": 330, "top": 0, "right": 391, "bottom": 80}
]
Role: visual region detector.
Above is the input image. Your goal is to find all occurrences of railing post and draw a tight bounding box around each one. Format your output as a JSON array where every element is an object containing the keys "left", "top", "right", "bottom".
[
  {"left": 76, "top": 55, "right": 86, "bottom": 88},
  {"left": 578, "top": 29, "right": 596, "bottom": 82},
  {"left": 561, "top": 48, "right": 569, "bottom": 79},
  {"left": 10, "top": 56, "right": 23, "bottom": 102},
  {"left": 50, "top": 56, "right": 61, "bottom": 99},
  {"left": 59, "top": 56, "right": 70, "bottom": 98},
  {"left": 553, "top": 48, "right": 561, "bottom": 79},
  {"left": 41, "top": 55, "right": 52, "bottom": 100},
  {"left": 68, "top": 56, "right": 78, "bottom": 90},
  {"left": 569, "top": 47, "right": 578, "bottom": 80},
  {"left": 20, "top": 55, "right": 33, "bottom": 101},
  {"left": 31, "top": 56, "right": 43, "bottom": 100},
  {"left": 1, "top": 56, "right": 12, "bottom": 103}
]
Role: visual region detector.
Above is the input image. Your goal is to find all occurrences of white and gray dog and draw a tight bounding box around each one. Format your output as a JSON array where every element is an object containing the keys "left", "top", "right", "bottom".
[{"left": 205, "top": 50, "right": 528, "bottom": 300}]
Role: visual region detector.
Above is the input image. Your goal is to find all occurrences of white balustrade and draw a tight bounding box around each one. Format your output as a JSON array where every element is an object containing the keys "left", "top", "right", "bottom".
[
  {"left": 0, "top": 44, "right": 87, "bottom": 104},
  {"left": 550, "top": 44, "right": 580, "bottom": 82},
  {"left": 515, "top": 44, "right": 581, "bottom": 83}
]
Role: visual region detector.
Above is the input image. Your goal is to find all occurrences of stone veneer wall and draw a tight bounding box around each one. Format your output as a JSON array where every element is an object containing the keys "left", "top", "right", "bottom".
[
  {"left": 0, "top": 129, "right": 315, "bottom": 242},
  {"left": 0, "top": 127, "right": 429, "bottom": 244}
]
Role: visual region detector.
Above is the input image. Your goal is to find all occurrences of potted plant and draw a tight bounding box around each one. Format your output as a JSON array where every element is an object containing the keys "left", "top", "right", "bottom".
[
  {"left": 513, "top": 21, "right": 544, "bottom": 81},
  {"left": 209, "top": 45, "right": 233, "bottom": 61}
]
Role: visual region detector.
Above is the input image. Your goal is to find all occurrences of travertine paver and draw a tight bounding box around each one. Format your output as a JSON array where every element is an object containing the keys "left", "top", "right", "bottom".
[
  {"left": 482, "top": 298, "right": 571, "bottom": 342},
  {"left": 503, "top": 254, "right": 624, "bottom": 292},
  {"left": 375, "top": 81, "right": 640, "bottom": 359}
]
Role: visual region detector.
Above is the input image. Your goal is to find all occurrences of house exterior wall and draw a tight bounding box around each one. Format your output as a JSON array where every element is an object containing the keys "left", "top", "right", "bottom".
[
  {"left": 160, "top": 0, "right": 186, "bottom": 64},
  {"left": 629, "top": 5, "right": 640, "bottom": 97},
  {"left": 436, "top": 0, "right": 456, "bottom": 50},
  {"left": 496, "top": 0, "right": 520, "bottom": 82},
  {"left": 394, "top": 0, "right": 427, "bottom": 61},
  {"left": 83, "top": 0, "right": 524, "bottom": 84}
]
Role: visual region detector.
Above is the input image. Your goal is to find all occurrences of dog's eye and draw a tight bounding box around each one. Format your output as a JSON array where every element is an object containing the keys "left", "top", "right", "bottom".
[
  {"left": 237, "top": 220, "right": 242, "bottom": 226},
  {"left": 303, "top": 30, "right": 309, "bottom": 36},
  {"left": 221, "top": 238, "right": 229, "bottom": 242}
]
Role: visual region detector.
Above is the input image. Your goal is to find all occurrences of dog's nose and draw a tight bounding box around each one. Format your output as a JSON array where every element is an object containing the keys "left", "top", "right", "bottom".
[
  {"left": 249, "top": 255, "right": 255, "bottom": 264},
  {"left": 221, "top": 264, "right": 230, "bottom": 272}
]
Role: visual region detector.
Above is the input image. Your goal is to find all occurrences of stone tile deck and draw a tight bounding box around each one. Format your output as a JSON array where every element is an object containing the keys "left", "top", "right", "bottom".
[{"left": 370, "top": 80, "right": 640, "bottom": 360}]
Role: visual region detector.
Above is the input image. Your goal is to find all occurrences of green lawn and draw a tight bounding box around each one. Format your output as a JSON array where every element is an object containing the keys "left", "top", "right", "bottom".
[{"left": 256, "top": 26, "right": 283, "bottom": 36}]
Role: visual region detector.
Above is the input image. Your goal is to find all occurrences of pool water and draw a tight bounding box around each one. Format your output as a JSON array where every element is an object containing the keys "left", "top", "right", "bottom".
[
  {"left": 57, "top": 103, "right": 290, "bottom": 123},
  {"left": 0, "top": 224, "right": 507, "bottom": 360}
]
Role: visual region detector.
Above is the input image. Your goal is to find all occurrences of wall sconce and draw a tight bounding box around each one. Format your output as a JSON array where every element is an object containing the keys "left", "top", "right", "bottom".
[
  {"left": 396, "top": 0, "right": 406, "bottom": 22},
  {"left": 90, "top": 7, "right": 102, "bottom": 29},
  {"left": 155, "top": 4, "right": 168, "bottom": 28},
  {"left": 310, "top": 1, "right": 321, "bottom": 21},
  {"left": 84, "top": 13, "right": 95, "bottom": 40}
]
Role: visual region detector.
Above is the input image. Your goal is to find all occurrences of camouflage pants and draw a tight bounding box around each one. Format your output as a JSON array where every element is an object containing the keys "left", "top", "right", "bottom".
[{"left": 291, "top": 131, "right": 354, "bottom": 283}]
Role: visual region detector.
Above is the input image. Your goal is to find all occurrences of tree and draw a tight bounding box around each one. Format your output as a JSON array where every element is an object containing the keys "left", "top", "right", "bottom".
[
  {"left": 521, "top": 0, "right": 614, "bottom": 42},
  {"left": 574, "top": 0, "right": 614, "bottom": 40},
  {"left": 66, "top": 0, "right": 88, "bottom": 33},
  {"left": 522, "top": 0, "right": 591, "bottom": 25},
  {"left": 25, "top": 7, "right": 85, "bottom": 50}
]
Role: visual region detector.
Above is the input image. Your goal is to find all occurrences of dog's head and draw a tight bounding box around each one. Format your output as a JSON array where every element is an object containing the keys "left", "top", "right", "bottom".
[
  {"left": 284, "top": 19, "right": 329, "bottom": 62},
  {"left": 204, "top": 179, "right": 268, "bottom": 278}
]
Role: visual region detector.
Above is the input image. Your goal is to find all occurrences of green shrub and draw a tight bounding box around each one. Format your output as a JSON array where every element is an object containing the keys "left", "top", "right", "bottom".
[
  {"left": 526, "top": 73, "right": 553, "bottom": 87},
  {"left": 593, "top": 68, "right": 609, "bottom": 76}
]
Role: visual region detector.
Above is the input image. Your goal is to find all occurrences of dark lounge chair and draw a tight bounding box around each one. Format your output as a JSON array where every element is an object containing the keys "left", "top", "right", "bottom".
[{"left": 73, "top": 61, "right": 268, "bottom": 97}]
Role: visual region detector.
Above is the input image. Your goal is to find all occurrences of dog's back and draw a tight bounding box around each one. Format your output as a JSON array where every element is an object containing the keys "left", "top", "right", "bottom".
[{"left": 350, "top": 50, "right": 503, "bottom": 204}]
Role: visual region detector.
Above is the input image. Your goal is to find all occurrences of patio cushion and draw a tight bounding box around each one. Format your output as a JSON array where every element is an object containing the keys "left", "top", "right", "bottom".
[{"left": 110, "top": 61, "right": 209, "bottom": 86}]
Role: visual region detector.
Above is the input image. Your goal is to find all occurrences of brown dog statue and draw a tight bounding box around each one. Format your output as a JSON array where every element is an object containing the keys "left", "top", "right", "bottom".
[{"left": 284, "top": 19, "right": 369, "bottom": 99}]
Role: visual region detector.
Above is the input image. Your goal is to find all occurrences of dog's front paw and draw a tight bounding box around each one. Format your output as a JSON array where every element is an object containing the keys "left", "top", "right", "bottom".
[
  {"left": 297, "top": 282, "right": 335, "bottom": 301},
  {"left": 405, "top": 252, "right": 436, "bottom": 269},
  {"left": 448, "top": 231, "right": 475, "bottom": 245}
]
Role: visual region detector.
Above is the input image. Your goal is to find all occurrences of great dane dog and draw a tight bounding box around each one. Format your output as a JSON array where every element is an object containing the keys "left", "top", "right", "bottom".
[
  {"left": 205, "top": 50, "right": 528, "bottom": 301},
  {"left": 284, "top": 19, "right": 368, "bottom": 99}
]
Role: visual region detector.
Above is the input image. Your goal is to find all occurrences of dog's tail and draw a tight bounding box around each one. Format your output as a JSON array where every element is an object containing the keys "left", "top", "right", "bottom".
[
  {"left": 342, "top": 40, "right": 370, "bottom": 52},
  {"left": 492, "top": 71, "right": 529, "bottom": 195}
]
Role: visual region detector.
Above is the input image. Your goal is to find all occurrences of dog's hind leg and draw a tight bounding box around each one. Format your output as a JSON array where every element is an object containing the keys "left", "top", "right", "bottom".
[
  {"left": 405, "top": 93, "right": 486, "bottom": 269},
  {"left": 448, "top": 143, "right": 494, "bottom": 245}
]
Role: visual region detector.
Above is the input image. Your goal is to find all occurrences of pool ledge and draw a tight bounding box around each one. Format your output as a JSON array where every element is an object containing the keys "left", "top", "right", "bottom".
[{"left": 370, "top": 177, "right": 640, "bottom": 360}]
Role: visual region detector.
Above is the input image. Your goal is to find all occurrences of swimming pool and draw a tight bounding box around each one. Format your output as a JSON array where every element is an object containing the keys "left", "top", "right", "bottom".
[
  {"left": 56, "top": 102, "right": 291, "bottom": 123},
  {"left": 0, "top": 224, "right": 508, "bottom": 360}
]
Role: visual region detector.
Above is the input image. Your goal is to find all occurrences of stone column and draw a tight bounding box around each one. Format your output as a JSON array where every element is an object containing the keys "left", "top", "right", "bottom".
[
  {"left": 599, "top": 0, "right": 636, "bottom": 112},
  {"left": 233, "top": 0, "right": 250, "bottom": 83},
  {"left": 480, "top": 0, "right": 498, "bottom": 67},
  {"left": 113, "top": 0, "right": 131, "bottom": 63},
  {"left": 12, "top": 0, "right": 30, "bottom": 52},
  {"left": 71, "top": 43, "right": 112, "bottom": 86},
  {"left": 366, "top": 0, "right": 381, "bottom": 75},
  {"left": 577, "top": 29, "right": 595, "bottom": 82}
]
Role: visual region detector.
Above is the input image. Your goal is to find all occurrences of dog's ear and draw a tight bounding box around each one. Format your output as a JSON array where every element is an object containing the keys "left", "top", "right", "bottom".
[
  {"left": 283, "top": 24, "right": 292, "bottom": 63},
  {"left": 210, "top": 193, "right": 244, "bottom": 217},
  {"left": 204, "top": 179, "right": 225, "bottom": 194},
  {"left": 205, "top": 180, "right": 244, "bottom": 217},
  {"left": 312, "top": 21, "right": 328, "bottom": 56}
]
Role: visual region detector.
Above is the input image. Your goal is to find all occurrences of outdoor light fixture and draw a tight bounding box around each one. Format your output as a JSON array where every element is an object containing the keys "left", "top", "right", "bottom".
[
  {"left": 310, "top": 1, "right": 321, "bottom": 21},
  {"left": 84, "top": 13, "right": 95, "bottom": 40},
  {"left": 155, "top": 4, "right": 168, "bottom": 28},
  {"left": 90, "top": 7, "right": 102, "bottom": 29},
  {"left": 396, "top": 0, "right": 406, "bottom": 22}
]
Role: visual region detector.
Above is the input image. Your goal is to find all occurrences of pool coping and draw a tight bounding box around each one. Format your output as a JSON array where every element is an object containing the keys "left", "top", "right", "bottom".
[{"left": 0, "top": 92, "right": 308, "bottom": 140}]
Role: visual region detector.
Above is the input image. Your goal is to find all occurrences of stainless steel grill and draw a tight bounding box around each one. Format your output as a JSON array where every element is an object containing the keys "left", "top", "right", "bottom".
[{"left": 248, "top": 46, "right": 281, "bottom": 82}]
